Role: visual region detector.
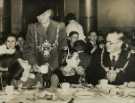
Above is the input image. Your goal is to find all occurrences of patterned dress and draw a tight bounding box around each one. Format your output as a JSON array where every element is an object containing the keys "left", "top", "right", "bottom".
[{"left": 23, "top": 20, "right": 67, "bottom": 70}]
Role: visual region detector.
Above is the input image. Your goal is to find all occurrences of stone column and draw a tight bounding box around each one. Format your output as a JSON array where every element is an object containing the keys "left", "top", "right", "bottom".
[
  {"left": 0, "top": 0, "right": 4, "bottom": 39},
  {"left": 64, "top": 0, "right": 79, "bottom": 20},
  {"left": 0, "top": 0, "right": 4, "bottom": 32},
  {"left": 11, "top": 0, "right": 23, "bottom": 34},
  {"left": 79, "top": 0, "right": 97, "bottom": 34}
]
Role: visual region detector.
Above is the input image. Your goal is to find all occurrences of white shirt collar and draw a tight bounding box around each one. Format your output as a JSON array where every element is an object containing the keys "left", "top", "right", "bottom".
[{"left": 109, "top": 51, "right": 121, "bottom": 61}]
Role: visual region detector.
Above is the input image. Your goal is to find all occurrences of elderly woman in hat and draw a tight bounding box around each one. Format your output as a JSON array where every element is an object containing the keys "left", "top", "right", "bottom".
[
  {"left": 24, "top": 9, "right": 67, "bottom": 69},
  {"left": 65, "top": 13, "right": 85, "bottom": 41},
  {"left": 23, "top": 9, "right": 67, "bottom": 88}
]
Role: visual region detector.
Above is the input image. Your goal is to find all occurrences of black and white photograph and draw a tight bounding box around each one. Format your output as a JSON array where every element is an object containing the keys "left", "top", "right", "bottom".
[{"left": 0, "top": 0, "right": 135, "bottom": 103}]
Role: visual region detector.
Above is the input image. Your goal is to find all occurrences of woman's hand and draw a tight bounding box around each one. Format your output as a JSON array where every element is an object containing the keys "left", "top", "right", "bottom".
[
  {"left": 75, "top": 66, "right": 85, "bottom": 76},
  {"left": 39, "top": 63, "right": 49, "bottom": 74},
  {"left": 61, "top": 66, "right": 75, "bottom": 76},
  {"left": 0, "top": 45, "right": 15, "bottom": 55},
  {"left": 18, "top": 58, "right": 31, "bottom": 70}
]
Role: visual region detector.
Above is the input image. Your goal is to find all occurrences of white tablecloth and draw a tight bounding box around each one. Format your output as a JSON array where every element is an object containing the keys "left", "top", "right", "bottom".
[{"left": 0, "top": 88, "right": 134, "bottom": 103}]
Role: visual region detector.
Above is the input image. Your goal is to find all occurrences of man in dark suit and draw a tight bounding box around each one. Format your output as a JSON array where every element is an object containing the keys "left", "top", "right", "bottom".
[
  {"left": 86, "top": 31, "right": 98, "bottom": 55},
  {"left": 100, "top": 31, "right": 135, "bottom": 85},
  {"left": 88, "top": 31, "right": 135, "bottom": 85},
  {"left": 86, "top": 31, "right": 103, "bottom": 85}
]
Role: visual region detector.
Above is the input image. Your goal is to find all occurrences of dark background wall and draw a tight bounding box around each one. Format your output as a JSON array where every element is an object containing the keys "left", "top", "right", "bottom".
[
  {"left": 98, "top": 0, "right": 135, "bottom": 31},
  {"left": 22, "top": 0, "right": 64, "bottom": 33},
  {"left": 2, "top": 0, "right": 135, "bottom": 36},
  {"left": 64, "top": 0, "right": 79, "bottom": 20},
  {"left": 3, "top": 0, "right": 10, "bottom": 34}
]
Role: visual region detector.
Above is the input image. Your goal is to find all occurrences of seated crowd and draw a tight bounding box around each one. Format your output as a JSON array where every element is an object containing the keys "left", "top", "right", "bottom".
[{"left": 0, "top": 9, "right": 135, "bottom": 90}]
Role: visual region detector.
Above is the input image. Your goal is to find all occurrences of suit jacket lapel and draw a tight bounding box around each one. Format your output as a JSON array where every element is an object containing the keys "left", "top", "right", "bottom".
[
  {"left": 102, "top": 49, "right": 129, "bottom": 70},
  {"left": 103, "top": 49, "right": 112, "bottom": 69},
  {"left": 115, "top": 50, "right": 129, "bottom": 69}
]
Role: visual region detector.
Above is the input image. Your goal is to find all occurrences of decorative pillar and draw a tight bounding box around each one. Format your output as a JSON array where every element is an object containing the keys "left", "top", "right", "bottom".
[
  {"left": 0, "top": 0, "right": 5, "bottom": 41},
  {"left": 79, "top": 0, "right": 97, "bottom": 34},
  {"left": 0, "top": 0, "right": 4, "bottom": 33},
  {"left": 64, "top": 0, "right": 79, "bottom": 20},
  {"left": 11, "top": 0, "right": 23, "bottom": 34},
  {"left": 3, "top": 0, "right": 11, "bottom": 34}
]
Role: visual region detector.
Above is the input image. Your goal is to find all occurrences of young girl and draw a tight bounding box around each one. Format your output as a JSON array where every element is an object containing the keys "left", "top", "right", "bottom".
[
  {"left": 0, "top": 34, "right": 22, "bottom": 87},
  {"left": 51, "top": 52, "right": 85, "bottom": 87}
]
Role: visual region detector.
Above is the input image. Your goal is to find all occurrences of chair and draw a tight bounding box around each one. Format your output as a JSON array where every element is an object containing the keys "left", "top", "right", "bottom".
[{"left": 0, "top": 67, "right": 8, "bottom": 90}]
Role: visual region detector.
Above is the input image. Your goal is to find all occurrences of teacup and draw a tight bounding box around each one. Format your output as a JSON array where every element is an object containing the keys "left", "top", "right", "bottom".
[
  {"left": 61, "top": 82, "right": 70, "bottom": 89},
  {"left": 5, "top": 85, "right": 14, "bottom": 95},
  {"left": 99, "top": 79, "right": 108, "bottom": 86}
]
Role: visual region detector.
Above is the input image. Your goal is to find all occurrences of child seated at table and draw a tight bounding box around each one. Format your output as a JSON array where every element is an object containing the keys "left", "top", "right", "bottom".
[
  {"left": 0, "top": 34, "right": 52, "bottom": 89},
  {"left": 51, "top": 52, "right": 85, "bottom": 87},
  {"left": 16, "top": 59, "right": 52, "bottom": 89},
  {"left": 0, "top": 34, "right": 23, "bottom": 87}
]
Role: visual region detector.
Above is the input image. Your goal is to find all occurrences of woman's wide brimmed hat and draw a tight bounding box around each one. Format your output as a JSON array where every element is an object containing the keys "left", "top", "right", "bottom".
[
  {"left": 73, "top": 40, "right": 87, "bottom": 52},
  {"left": 37, "top": 9, "right": 52, "bottom": 22}
]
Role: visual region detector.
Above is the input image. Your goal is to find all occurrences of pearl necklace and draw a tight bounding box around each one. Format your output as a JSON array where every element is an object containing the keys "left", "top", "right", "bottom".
[{"left": 101, "top": 49, "right": 131, "bottom": 82}]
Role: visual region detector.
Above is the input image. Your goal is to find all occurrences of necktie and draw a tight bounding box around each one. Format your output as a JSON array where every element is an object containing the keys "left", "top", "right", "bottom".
[{"left": 111, "top": 56, "right": 116, "bottom": 66}]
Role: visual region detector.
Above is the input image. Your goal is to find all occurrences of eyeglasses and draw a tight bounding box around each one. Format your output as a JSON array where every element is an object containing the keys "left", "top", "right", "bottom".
[{"left": 106, "top": 41, "right": 121, "bottom": 45}]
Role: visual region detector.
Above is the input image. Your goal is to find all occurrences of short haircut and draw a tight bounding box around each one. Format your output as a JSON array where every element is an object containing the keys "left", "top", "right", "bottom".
[
  {"left": 17, "top": 35, "right": 25, "bottom": 40},
  {"left": 6, "top": 34, "right": 17, "bottom": 41},
  {"left": 106, "top": 30, "right": 123, "bottom": 35},
  {"left": 69, "top": 31, "right": 79, "bottom": 37},
  {"left": 87, "top": 31, "right": 97, "bottom": 36},
  {"left": 17, "top": 32, "right": 25, "bottom": 40},
  {"left": 106, "top": 30, "right": 125, "bottom": 41}
]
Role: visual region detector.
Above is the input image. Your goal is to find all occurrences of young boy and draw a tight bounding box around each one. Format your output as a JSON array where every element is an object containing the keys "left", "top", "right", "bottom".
[{"left": 0, "top": 34, "right": 23, "bottom": 86}]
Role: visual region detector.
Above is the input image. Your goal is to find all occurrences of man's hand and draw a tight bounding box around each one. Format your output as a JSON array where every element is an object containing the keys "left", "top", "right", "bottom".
[
  {"left": 127, "top": 82, "right": 135, "bottom": 88},
  {"left": 106, "top": 70, "right": 117, "bottom": 82}
]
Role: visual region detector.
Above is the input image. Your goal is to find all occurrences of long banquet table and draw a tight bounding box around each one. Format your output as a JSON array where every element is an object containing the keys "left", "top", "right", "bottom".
[{"left": 0, "top": 85, "right": 135, "bottom": 103}]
